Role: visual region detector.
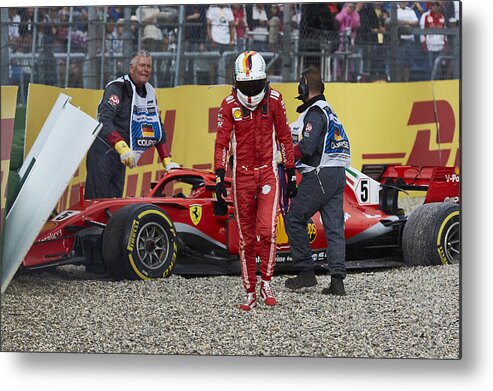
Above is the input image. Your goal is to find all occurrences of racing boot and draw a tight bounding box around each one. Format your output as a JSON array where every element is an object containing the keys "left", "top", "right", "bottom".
[
  {"left": 260, "top": 280, "right": 277, "bottom": 307},
  {"left": 284, "top": 270, "right": 318, "bottom": 290},
  {"left": 239, "top": 292, "right": 257, "bottom": 311},
  {"left": 321, "top": 275, "right": 346, "bottom": 296}
]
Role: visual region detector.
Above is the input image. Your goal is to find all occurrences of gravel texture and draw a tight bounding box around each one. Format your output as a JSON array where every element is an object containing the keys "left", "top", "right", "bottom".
[
  {"left": 0, "top": 265, "right": 460, "bottom": 358},
  {"left": 0, "top": 197, "right": 460, "bottom": 358}
]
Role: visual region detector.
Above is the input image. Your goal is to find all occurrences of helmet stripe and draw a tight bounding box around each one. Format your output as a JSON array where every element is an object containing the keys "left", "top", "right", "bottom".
[{"left": 242, "top": 51, "right": 254, "bottom": 78}]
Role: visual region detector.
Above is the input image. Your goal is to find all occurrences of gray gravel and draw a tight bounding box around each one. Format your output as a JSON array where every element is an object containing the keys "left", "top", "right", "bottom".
[
  {"left": 0, "top": 197, "right": 460, "bottom": 358},
  {"left": 0, "top": 265, "right": 460, "bottom": 358}
]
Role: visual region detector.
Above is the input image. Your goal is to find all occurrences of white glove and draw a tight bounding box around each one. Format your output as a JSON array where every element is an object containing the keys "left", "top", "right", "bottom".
[
  {"left": 275, "top": 150, "right": 283, "bottom": 164},
  {"left": 162, "top": 157, "right": 180, "bottom": 171},
  {"left": 122, "top": 151, "right": 137, "bottom": 168},
  {"left": 165, "top": 161, "right": 180, "bottom": 171}
]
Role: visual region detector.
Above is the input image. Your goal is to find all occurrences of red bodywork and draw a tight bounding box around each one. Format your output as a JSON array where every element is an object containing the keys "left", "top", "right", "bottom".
[
  {"left": 379, "top": 165, "right": 460, "bottom": 204},
  {"left": 23, "top": 165, "right": 460, "bottom": 272}
]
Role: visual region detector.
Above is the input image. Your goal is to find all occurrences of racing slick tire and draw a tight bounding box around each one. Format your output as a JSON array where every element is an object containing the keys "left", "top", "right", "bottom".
[
  {"left": 102, "top": 204, "right": 178, "bottom": 280},
  {"left": 402, "top": 202, "right": 460, "bottom": 266}
]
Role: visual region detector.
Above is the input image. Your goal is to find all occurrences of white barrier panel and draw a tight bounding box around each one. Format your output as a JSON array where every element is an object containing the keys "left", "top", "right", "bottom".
[
  {"left": 19, "top": 93, "right": 71, "bottom": 177},
  {"left": 1, "top": 95, "right": 102, "bottom": 293}
]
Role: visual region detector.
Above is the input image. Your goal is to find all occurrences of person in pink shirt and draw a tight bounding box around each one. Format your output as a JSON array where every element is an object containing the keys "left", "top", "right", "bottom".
[
  {"left": 334, "top": 3, "right": 361, "bottom": 80},
  {"left": 335, "top": 3, "right": 361, "bottom": 52}
]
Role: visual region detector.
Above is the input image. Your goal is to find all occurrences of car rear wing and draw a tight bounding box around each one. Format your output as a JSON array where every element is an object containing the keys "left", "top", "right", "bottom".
[
  {"left": 362, "top": 164, "right": 460, "bottom": 204},
  {"left": 362, "top": 164, "right": 460, "bottom": 214}
]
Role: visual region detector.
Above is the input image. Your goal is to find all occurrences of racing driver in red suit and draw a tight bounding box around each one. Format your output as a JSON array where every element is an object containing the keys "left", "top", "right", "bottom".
[{"left": 214, "top": 51, "right": 297, "bottom": 311}]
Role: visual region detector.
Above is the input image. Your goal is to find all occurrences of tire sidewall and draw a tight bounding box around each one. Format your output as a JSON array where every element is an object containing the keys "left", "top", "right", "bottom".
[
  {"left": 434, "top": 206, "right": 460, "bottom": 265},
  {"left": 102, "top": 204, "right": 177, "bottom": 280},
  {"left": 402, "top": 202, "right": 460, "bottom": 266},
  {"left": 124, "top": 206, "right": 177, "bottom": 279}
]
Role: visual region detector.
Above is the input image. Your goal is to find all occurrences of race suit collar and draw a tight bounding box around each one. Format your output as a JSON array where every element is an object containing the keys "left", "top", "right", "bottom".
[
  {"left": 296, "top": 94, "right": 326, "bottom": 113},
  {"left": 128, "top": 74, "right": 147, "bottom": 98}
]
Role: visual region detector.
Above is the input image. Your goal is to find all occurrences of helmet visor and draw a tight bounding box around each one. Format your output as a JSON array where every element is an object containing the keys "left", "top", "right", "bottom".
[{"left": 236, "top": 79, "right": 266, "bottom": 97}]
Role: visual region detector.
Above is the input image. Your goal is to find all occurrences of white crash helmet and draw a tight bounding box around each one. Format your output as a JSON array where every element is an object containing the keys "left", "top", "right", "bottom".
[{"left": 233, "top": 51, "right": 267, "bottom": 110}]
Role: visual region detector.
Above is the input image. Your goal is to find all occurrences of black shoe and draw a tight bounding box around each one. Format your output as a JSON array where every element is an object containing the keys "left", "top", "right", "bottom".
[
  {"left": 285, "top": 270, "right": 318, "bottom": 290},
  {"left": 321, "top": 276, "right": 346, "bottom": 296}
]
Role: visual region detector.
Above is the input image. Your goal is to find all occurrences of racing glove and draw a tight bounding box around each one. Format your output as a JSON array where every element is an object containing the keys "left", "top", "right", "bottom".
[
  {"left": 115, "top": 140, "right": 136, "bottom": 168},
  {"left": 215, "top": 168, "right": 227, "bottom": 205},
  {"left": 162, "top": 157, "right": 180, "bottom": 171},
  {"left": 286, "top": 168, "right": 298, "bottom": 198}
]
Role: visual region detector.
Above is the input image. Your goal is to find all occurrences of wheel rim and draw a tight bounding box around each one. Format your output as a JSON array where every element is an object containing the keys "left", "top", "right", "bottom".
[
  {"left": 136, "top": 222, "right": 170, "bottom": 270},
  {"left": 444, "top": 221, "right": 460, "bottom": 264}
]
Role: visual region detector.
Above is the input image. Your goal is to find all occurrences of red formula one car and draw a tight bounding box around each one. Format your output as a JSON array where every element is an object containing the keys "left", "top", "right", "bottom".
[{"left": 22, "top": 165, "right": 460, "bottom": 280}]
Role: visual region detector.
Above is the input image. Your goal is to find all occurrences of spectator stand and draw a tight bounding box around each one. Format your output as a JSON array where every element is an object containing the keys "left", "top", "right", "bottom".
[{"left": 2, "top": 3, "right": 461, "bottom": 105}]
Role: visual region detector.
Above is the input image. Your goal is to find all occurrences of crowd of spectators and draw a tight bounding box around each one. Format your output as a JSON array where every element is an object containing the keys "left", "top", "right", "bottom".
[
  {"left": 8, "top": 7, "right": 89, "bottom": 54},
  {"left": 297, "top": 1, "right": 459, "bottom": 81},
  {"left": 6, "top": 2, "right": 460, "bottom": 88}
]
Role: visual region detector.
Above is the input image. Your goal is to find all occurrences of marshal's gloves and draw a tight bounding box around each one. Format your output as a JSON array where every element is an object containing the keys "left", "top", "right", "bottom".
[
  {"left": 215, "top": 168, "right": 227, "bottom": 206},
  {"left": 115, "top": 140, "right": 136, "bottom": 168},
  {"left": 286, "top": 168, "right": 298, "bottom": 198},
  {"left": 162, "top": 156, "right": 180, "bottom": 171}
]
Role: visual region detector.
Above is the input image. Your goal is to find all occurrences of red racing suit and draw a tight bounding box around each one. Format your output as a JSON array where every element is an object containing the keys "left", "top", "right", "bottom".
[{"left": 214, "top": 87, "right": 295, "bottom": 292}]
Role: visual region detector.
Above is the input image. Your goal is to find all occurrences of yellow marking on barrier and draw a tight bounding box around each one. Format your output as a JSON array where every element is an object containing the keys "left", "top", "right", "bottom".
[
  {"left": 25, "top": 81, "right": 459, "bottom": 204},
  {"left": 1, "top": 86, "right": 18, "bottom": 119}
]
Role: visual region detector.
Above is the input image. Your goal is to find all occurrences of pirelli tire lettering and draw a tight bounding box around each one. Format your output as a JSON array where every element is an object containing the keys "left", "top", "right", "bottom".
[
  {"left": 102, "top": 204, "right": 177, "bottom": 280},
  {"left": 402, "top": 202, "right": 460, "bottom": 266}
]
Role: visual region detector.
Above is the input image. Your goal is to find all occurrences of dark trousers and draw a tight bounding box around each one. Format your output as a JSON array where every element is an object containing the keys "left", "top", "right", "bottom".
[
  {"left": 85, "top": 140, "right": 126, "bottom": 199},
  {"left": 285, "top": 167, "right": 347, "bottom": 278}
]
